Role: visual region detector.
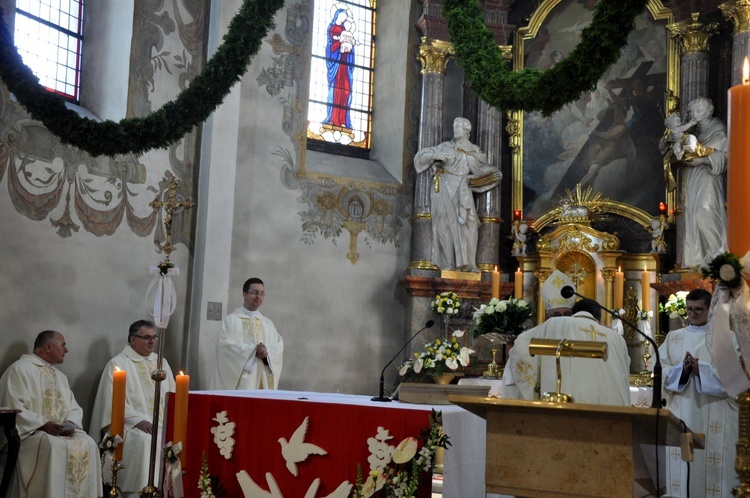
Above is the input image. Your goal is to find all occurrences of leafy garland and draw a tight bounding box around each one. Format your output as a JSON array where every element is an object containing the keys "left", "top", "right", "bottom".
[
  {"left": 0, "top": 0, "right": 285, "bottom": 157},
  {"left": 443, "top": 0, "right": 650, "bottom": 115}
]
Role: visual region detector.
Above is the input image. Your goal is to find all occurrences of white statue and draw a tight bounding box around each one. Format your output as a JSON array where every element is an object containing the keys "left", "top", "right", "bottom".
[
  {"left": 414, "top": 117, "right": 501, "bottom": 272},
  {"left": 659, "top": 97, "right": 728, "bottom": 268},
  {"left": 512, "top": 221, "right": 528, "bottom": 256},
  {"left": 649, "top": 217, "right": 667, "bottom": 253}
]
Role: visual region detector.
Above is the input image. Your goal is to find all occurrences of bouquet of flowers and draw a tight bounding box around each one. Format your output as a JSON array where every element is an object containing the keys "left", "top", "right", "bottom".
[
  {"left": 700, "top": 252, "right": 745, "bottom": 291},
  {"left": 659, "top": 291, "right": 688, "bottom": 319},
  {"left": 353, "top": 410, "right": 450, "bottom": 498},
  {"left": 469, "top": 297, "right": 534, "bottom": 339},
  {"left": 397, "top": 331, "right": 474, "bottom": 383},
  {"left": 431, "top": 291, "right": 462, "bottom": 316}
]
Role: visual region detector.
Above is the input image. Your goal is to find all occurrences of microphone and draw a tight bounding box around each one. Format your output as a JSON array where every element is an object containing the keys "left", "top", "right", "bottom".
[
  {"left": 371, "top": 319, "right": 435, "bottom": 402},
  {"left": 561, "top": 286, "right": 663, "bottom": 409}
]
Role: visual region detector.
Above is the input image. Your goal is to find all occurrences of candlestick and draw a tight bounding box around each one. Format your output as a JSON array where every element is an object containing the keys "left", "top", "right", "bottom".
[
  {"left": 514, "top": 267, "right": 523, "bottom": 299},
  {"left": 641, "top": 268, "right": 650, "bottom": 312},
  {"left": 614, "top": 267, "right": 624, "bottom": 309},
  {"left": 111, "top": 368, "right": 126, "bottom": 461},
  {"left": 492, "top": 266, "right": 500, "bottom": 299},
  {"left": 728, "top": 57, "right": 750, "bottom": 256},
  {"left": 174, "top": 372, "right": 189, "bottom": 467}
]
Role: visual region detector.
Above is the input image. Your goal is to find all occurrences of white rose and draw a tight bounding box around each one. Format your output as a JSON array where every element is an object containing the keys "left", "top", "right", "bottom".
[
  {"left": 437, "top": 306, "right": 445, "bottom": 313},
  {"left": 496, "top": 302, "right": 507, "bottom": 312},
  {"left": 484, "top": 305, "right": 495, "bottom": 315}
]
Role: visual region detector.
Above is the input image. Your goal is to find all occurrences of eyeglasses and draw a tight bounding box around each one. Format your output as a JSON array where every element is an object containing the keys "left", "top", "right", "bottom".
[
  {"left": 247, "top": 291, "right": 266, "bottom": 297},
  {"left": 686, "top": 307, "right": 705, "bottom": 314},
  {"left": 133, "top": 334, "right": 159, "bottom": 342}
]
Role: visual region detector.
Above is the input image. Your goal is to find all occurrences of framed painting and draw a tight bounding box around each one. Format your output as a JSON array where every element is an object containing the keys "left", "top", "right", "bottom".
[{"left": 510, "top": 0, "right": 677, "bottom": 221}]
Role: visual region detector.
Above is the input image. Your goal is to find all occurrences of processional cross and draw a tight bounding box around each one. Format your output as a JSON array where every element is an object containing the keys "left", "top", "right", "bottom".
[{"left": 149, "top": 172, "right": 194, "bottom": 270}]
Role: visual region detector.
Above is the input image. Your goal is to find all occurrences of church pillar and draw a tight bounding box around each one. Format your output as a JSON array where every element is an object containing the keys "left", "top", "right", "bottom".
[
  {"left": 475, "top": 98, "right": 503, "bottom": 274},
  {"left": 408, "top": 37, "right": 454, "bottom": 271},
  {"left": 721, "top": 0, "right": 750, "bottom": 86},
  {"left": 666, "top": 14, "right": 719, "bottom": 269}
]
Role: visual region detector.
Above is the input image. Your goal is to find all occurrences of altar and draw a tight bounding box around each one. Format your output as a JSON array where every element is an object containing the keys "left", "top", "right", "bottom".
[{"left": 165, "top": 390, "right": 486, "bottom": 498}]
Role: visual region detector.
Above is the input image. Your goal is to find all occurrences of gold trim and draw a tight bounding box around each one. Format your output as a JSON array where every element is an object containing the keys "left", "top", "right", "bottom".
[
  {"left": 666, "top": 13, "right": 719, "bottom": 55},
  {"left": 478, "top": 263, "right": 497, "bottom": 272},
  {"left": 480, "top": 216, "right": 502, "bottom": 224},
  {"left": 720, "top": 0, "right": 750, "bottom": 34},
  {"left": 414, "top": 212, "right": 432, "bottom": 220},
  {"left": 409, "top": 260, "right": 437, "bottom": 270},
  {"left": 511, "top": 0, "right": 677, "bottom": 220},
  {"left": 469, "top": 172, "right": 500, "bottom": 188},
  {"left": 418, "top": 37, "right": 455, "bottom": 74},
  {"left": 441, "top": 270, "right": 482, "bottom": 281}
]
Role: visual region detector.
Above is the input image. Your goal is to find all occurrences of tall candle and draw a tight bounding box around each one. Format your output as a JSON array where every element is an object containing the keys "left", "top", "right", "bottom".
[
  {"left": 491, "top": 266, "right": 500, "bottom": 299},
  {"left": 111, "top": 368, "right": 126, "bottom": 461},
  {"left": 174, "top": 372, "right": 190, "bottom": 467},
  {"left": 728, "top": 58, "right": 750, "bottom": 255},
  {"left": 614, "top": 267, "right": 624, "bottom": 309},
  {"left": 514, "top": 267, "right": 523, "bottom": 299},
  {"left": 641, "top": 268, "right": 650, "bottom": 312}
]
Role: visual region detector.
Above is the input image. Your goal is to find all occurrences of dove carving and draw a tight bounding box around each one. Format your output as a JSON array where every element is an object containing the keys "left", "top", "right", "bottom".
[{"left": 278, "top": 416, "right": 327, "bottom": 476}]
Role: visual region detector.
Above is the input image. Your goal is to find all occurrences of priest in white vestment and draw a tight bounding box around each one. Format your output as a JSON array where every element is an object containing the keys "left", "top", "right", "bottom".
[
  {"left": 210, "top": 277, "right": 284, "bottom": 390},
  {"left": 89, "top": 320, "right": 176, "bottom": 498},
  {"left": 658, "top": 289, "right": 739, "bottom": 497},
  {"left": 502, "top": 298, "right": 631, "bottom": 406},
  {"left": 540, "top": 270, "right": 576, "bottom": 319},
  {"left": 0, "top": 330, "right": 102, "bottom": 498}
]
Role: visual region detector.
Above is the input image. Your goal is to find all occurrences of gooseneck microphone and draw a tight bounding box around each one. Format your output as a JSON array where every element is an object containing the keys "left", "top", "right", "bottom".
[
  {"left": 560, "top": 285, "right": 663, "bottom": 408},
  {"left": 371, "top": 320, "right": 435, "bottom": 402}
]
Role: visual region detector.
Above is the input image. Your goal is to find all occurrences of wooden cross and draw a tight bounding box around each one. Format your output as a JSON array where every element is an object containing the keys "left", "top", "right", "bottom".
[
  {"left": 150, "top": 172, "right": 194, "bottom": 263},
  {"left": 580, "top": 324, "right": 605, "bottom": 341}
]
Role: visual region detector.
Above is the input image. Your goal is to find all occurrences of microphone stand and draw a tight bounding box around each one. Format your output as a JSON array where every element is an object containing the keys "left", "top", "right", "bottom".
[
  {"left": 372, "top": 320, "right": 435, "bottom": 402},
  {"left": 562, "top": 287, "right": 663, "bottom": 409}
]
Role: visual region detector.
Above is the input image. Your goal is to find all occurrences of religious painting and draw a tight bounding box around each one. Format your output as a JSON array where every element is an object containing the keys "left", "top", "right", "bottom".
[{"left": 512, "top": 0, "right": 676, "bottom": 220}]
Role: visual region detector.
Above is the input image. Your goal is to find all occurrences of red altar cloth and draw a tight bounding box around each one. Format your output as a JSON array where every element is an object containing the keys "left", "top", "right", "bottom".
[{"left": 165, "top": 391, "right": 434, "bottom": 498}]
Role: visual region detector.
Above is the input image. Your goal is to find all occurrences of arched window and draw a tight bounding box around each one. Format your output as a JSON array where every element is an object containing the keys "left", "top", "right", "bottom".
[
  {"left": 307, "top": 0, "right": 375, "bottom": 159},
  {"left": 13, "top": 0, "right": 84, "bottom": 102}
]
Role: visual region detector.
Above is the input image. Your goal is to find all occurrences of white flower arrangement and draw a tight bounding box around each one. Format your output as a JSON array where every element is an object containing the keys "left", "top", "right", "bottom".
[
  {"left": 659, "top": 291, "right": 688, "bottom": 319},
  {"left": 637, "top": 310, "right": 654, "bottom": 320},
  {"left": 431, "top": 291, "right": 462, "bottom": 316},
  {"left": 469, "top": 297, "right": 534, "bottom": 338},
  {"left": 397, "top": 331, "right": 474, "bottom": 383}
]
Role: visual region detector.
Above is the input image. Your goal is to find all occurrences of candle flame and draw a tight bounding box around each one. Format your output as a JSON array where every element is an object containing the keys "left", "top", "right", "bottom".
[
  {"left": 179, "top": 371, "right": 185, "bottom": 376},
  {"left": 114, "top": 366, "right": 121, "bottom": 372},
  {"left": 618, "top": 266, "right": 621, "bottom": 272},
  {"left": 744, "top": 57, "right": 749, "bottom": 85},
  {"left": 494, "top": 265, "right": 498, "bottom": 272}
]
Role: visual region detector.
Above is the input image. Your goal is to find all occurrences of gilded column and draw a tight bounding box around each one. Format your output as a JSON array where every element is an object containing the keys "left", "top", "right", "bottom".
[
  {"left": 601, "top": 267, "right": 616, "bottom": 327},
  {"left": 667, "top": 13, "right": 719, "bottom": 115},
  {"left": 721, "top": 1, "right": 750, "bottom": 85},
  {"left": 409, "top": 38, "right": 454, "bottom": 270},
  {"left": 533, "top": 268, "right": 551, "bottom": 324},
  {"left": 476, "top": 46, "right": 512, "bottom": 275}
]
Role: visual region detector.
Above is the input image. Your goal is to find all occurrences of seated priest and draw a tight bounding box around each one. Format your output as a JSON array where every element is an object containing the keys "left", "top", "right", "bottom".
[
  {"left": 0, "top": 330, "right": 102, "bottom": 498},
  {"left": 89, "top": 320, "right": 176, "bottom": 498},
  {"left": 502, "top": 297, "right": 631, "bottom": 405},
  {"left": 541, "top": 270, "right": 576, "bottom": 319}
]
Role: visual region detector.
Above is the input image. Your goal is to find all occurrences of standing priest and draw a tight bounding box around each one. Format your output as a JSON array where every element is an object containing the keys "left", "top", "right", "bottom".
[
  {"left": 89, "top": 320, "right": 176, "bottom": 498},
  {"left": 210, "top": 277, "right": 284, "bottom": 390},
  {"left": 0, "top": 330, "right": 102, "bottom": 498}
]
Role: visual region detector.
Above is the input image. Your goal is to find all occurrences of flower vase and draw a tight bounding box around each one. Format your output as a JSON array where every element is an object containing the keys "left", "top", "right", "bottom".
[
  {"left": 433, "top": 372, "right": 456, "bottom": 385},
  {"left": 442, "top": 314, "right": 451, "bottom": 340}
]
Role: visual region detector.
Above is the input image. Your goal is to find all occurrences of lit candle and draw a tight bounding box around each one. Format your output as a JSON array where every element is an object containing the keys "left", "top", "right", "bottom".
[
  {"left": 728, "top": 57, "right": 750, "bottom": 255},
  {"left": 514, "top": 267, "right": 523, "bottom": 299},
  {"left": 641, "top": 267, "right": 650, "bottom": 312},
  {"left": 111, "top": 367, "right": 126, "bottom": 461},
  {"left": 513, "top": 210, "right": 522, "bottom": 221},
  {"left": 174, "top": 372, "right": 190, "bottom": 467},
  {"left": 614, "top": 267, "right": 624, "bottom": 309},
  {"left": 492, "top": 266, "right": 500, "bottom": 299},
  {"left": 658, "top": 202, "right": 667, "bottom": 216}
]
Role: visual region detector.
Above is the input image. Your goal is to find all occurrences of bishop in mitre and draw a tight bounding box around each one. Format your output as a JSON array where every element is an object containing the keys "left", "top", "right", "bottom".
[
  {"left": 0, "top": 331, "right": 102, "bottom": 498},
  {"left": 540, "top": 269, "right": 576, "bottom": 319}
]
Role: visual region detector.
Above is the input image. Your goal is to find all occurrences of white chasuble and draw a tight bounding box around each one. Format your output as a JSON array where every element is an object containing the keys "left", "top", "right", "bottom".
[
  {"left": 502, "top": 311, "right": 631, "bottom": 406},
  {"left": 0, "top": 354, "right": 102, "bottom": 498},
  {"left": 89, "top": 346, "right": 175, "bottom": 494},
  {"left": 209, "top": 307, "right": 284, "bottom": 390},
  {"left": 659, "top": 324, "right": 739, "bottom": 497}
]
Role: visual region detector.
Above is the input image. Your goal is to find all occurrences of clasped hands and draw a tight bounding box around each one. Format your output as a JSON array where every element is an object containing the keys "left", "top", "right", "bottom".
[
  {"left": 256, "top": 342, "right": 269, "bottom": 359},
  {"left": 681, "top": 351, "right": 700, "bottom": 382},
  {"left": 40, "top": 420, "right": 79, "bottom": 437}
]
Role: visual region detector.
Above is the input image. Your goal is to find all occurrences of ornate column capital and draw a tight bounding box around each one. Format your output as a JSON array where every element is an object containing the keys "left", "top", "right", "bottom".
[
  {"left": 418, "top": 37, "right": 455, "bottom": 74},
  {"left": 720, "top": 0, "right": 750, "bottom": 35},
  {"left": 666, "top": 13, "right": 720, "bottom": 55},
  {"left": 601, "top": 267, "right": 616, "bottom": 282}
]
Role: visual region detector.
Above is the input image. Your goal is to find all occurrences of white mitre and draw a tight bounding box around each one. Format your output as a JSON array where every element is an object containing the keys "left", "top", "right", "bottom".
[{"left": 541, "top": 269, "right": 576, "bottom": 310}]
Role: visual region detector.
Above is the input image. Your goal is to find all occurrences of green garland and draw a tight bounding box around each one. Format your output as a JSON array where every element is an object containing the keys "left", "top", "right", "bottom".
[
  {"left": 443, "top": 0, "right": 650, "bottom": 115},
  {"left": 0, "top": 0, "right": 285, "bottom": 157}
]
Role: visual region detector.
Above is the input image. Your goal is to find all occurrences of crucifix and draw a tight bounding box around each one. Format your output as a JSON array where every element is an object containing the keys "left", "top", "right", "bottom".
[{"left": 149, "top": 172, "right": 194, "bottom": 271}]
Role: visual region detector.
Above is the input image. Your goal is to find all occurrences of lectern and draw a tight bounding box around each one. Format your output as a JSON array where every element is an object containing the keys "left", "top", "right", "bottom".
[{"left": 449, "top": 396, "right": 703, "bottom": 498}]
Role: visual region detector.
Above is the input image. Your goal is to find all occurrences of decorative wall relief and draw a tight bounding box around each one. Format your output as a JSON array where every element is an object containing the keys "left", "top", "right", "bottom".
[{"left": 258, "top": 1, "right": 412, "bottom": 265}]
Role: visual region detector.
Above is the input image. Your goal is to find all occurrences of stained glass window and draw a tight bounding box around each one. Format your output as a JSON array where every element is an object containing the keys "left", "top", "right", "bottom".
[
  {"left": 14, "top": 0, "right": 84, "bottom": 101},
  {"left": 307, "top": 0, "right": 375, "bottom": 152}
]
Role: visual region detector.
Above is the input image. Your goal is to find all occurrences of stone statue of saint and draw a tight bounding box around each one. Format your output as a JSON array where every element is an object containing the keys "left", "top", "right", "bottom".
[
  {"left": 414, "top": 117, "right": 501, "bottom": 272},
  {"left": 659, "top": 97, "right": 727, "bottom": 268}
]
